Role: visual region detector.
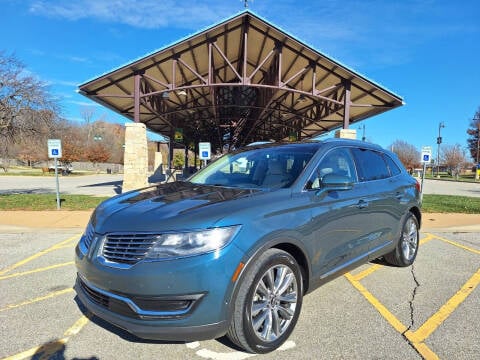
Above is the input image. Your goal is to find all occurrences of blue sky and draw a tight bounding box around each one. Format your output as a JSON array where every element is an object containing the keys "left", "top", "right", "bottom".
[{"left": 1, "top": 0, "right": 479, "bottom": 160}]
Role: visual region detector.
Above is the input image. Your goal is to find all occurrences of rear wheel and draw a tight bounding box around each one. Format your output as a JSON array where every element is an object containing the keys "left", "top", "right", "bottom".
[
  {"left": 384, "top": 212, "right": 419, "bottom": 267},
  {"left": 227, "top": 249, "right": 303, "bottom": 353}
]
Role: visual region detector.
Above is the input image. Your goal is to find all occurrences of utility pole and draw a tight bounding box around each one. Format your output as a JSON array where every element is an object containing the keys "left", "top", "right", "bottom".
[{"left": 436, "top": 122, "right": 445, "bottom": 178}]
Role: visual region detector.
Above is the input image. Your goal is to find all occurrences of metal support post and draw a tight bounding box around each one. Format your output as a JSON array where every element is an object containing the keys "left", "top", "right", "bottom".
[{"left": 54, "top": 157, "right": 61, "bottom": 210}]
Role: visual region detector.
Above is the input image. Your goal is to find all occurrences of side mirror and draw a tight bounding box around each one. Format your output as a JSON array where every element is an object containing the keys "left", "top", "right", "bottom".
[{"left": 318, "top": 174, "right": 353, "bottom": 193}]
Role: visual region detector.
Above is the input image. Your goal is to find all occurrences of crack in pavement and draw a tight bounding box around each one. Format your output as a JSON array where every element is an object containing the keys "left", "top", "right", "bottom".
[{"left": 402, "top": 264, "right": 422, "bottom": 358}]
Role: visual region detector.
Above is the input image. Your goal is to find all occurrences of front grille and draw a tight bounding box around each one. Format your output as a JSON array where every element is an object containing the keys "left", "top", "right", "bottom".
[
  {"left": 79, "top": 278, "right": 109, "bottom": 307},
  {"left": 83, "top": 223, "right": 95, "bottom": 250},
  {"left": 76, "top": 276, "right": 203, "bottom": 319},
  {"left": 78, "top": 277, "right": 137, "bottom": 318},
  {"left": 102, "top": 233, "right": 159, "bottom": 265}
]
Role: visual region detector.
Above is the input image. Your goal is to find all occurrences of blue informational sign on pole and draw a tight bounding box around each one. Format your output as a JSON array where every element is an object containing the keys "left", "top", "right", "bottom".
[
  {"left": 47, "top": 139, "right": 62, "bottom": 210},
  {"left": 420, "top": 146, "right": 432, "bottom": 203}
]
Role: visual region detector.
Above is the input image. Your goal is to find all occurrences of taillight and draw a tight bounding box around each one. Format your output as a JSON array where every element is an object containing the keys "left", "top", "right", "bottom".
[{"left": 415, "top": 179, "right": 421, "bottom": 193}]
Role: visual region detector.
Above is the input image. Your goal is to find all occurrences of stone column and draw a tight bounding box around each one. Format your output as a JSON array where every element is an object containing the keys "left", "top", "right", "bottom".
[
  {"left": 154, "top": 152, "right": 163, "bottom": 172},
  {"left": 122, "top": 123, "right": 148, "bottom": 192}
]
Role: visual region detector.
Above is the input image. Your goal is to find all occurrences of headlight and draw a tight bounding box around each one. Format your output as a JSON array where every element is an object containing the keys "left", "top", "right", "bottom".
[{"left": 144, "top": 225, "right": 240, "bottom": 260}]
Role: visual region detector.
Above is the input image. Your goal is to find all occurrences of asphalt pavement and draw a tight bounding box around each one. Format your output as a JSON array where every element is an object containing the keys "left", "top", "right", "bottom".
[
  {"left": 0, "top": 174, "right": 479, "bottom": 359},
  {"left": 0, "top": 230, "right": 478, "bottom": 359},
  {"left": 0, "top": 174, "right": 479, "bottom": 197}
]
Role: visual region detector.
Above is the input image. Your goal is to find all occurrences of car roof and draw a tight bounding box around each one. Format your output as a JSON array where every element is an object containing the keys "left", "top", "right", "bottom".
[{"left": 240, "top": 138, "right": 385, "bottom": 152}]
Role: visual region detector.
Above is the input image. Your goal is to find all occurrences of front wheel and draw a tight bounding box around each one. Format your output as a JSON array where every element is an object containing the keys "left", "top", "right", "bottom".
[
  {"left": 227, "top": 249, "right": 303, "bottom": 353},
  {"left": 384, "top": 212, "right": 419, "bottom": 267}
]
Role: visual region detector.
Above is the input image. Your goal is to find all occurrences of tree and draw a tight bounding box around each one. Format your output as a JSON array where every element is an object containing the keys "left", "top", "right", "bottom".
[
  {"left": 55, "top": 121, "right": 84, "bottom": 167},
  {"left": 442, "top": 144, "right": 467, "bottom": 179},
  {"left": 173, "top": 151, "right": 185, "bottom": 169},
  {"left": 0, "top": 52, "right": 59, "bottom": 165},
  {"left": 466, "top": 107, "right": 480, "bottom": 164},
  {"left": 390, "top": 140, "right": 420, "bottom": 170},
  {"left": 85, "top": 142, "right": 111, "bottom": 170}
]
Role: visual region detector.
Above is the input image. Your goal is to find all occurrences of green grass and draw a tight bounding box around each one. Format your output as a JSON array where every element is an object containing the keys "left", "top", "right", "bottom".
[
  {"left": 1, "top": 193, "right": 478, "bottom": 214},
  {"left": 0, "top": 194, "right": 110, "bottom": 211},
  {"left": 422, "top": 194, "right": 480, "bottom": 214}
]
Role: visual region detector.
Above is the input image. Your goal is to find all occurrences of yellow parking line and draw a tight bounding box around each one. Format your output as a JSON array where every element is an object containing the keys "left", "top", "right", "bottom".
[
  {"left": 1, "top": 315, "right": 90, "bottom": 360},
  {"left": 345, "top": 273, "right": 408, "bottom": 333},
  {"left": 350, "top": 234, "right": 435, "bottom": 282},
  {"left": 429, "top": 234, "right": 480, "bottom": 255},
  {"left": 345, "top": 273, "right": 439, "bottom": 359},
  {"left": 350, "top": 264, "right": 383, "bottom": 281},
  {"left": 0, "top": 288, "right": 74, "bottom": 312},
  {"left": 413, "top": 267, "right": 480, "bottom": 342},
  {"left": 420, "top": 233, "right": 435, "bottom": 245},
  {"left": 0, "top": 262, "right": 75, "bottom": 281},
  {"left": 0, "top": 234, "right": 80, "bottom": 276}
]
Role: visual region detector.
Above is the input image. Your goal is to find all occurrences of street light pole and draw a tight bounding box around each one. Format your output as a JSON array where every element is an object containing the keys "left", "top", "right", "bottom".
[
  {"left": 436, "top": 122, "right": 445, "bottom": 178},
  {"left": 476, "top": 126, "right": 480, "bottom": 180},
  {"left": 358, "top": 124, "right": 366, "bottom": 141}
]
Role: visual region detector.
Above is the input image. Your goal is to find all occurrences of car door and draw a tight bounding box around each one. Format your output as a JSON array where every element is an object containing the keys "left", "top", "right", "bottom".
[
  {"left": 306, "top": 147, "right": 373, "bottom": 280},
  {"left": 350, "top": 148, "right": 402, "bottom": 256}
]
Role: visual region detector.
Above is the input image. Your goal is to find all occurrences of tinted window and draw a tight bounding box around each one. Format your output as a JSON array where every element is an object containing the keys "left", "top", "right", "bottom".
[
  {"left": 383, "top": 154, "right": 402, "bottom": 176},
  {"left": 306, "top": 148, "right": 357, "bottom": 190},
  {"left": 352, "top": 148, "right": 390, "bottom": 182},
  {"left": 190, "top": 144, "right": 317, "bottom": 188}
]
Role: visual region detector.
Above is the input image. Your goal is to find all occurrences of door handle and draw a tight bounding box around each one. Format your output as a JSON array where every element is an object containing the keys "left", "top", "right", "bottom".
[
  {"left": 395, "top": 192, "right": 403, "bottom": 200},
  {"left": 357, "top": 199, "right": 368, "bottom": 209}
]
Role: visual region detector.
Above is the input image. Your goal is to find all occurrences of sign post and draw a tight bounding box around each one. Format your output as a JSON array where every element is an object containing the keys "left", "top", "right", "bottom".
[
  {"left": 420, "top": 146, "right": 432, "bottom": 203},
  {"left": 47, "top": 139, "right": 62, "bottom": 210},
  {"left": 198, "top": 142, "right": 211, "bottom": 168}
]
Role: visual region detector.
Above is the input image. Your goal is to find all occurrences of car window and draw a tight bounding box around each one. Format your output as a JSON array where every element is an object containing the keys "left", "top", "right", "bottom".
[
  {"left": 190, "top": 144, "right": 318, "bottom": 188},
  {"left": 306, "top": 148, "right": 357, "bottom": 190},
  {"left": 351, "top": 148, "right": 390, "bottom": 182},
  {"left": 383, "top": 154, "right": 402, "bottom": 176}
]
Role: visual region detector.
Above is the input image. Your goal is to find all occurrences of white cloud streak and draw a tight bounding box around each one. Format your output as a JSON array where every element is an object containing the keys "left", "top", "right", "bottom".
[{"left": 29, "top": 0, "right": 236, "bottom": 29}]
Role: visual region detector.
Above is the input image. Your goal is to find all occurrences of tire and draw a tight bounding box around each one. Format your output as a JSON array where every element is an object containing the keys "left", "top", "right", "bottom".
[
  {"left": 227, "top": 248, "right": 303, "bottom": 353},
  {"left": 384, "top": 212, "right": 419, "bottom": 267}
]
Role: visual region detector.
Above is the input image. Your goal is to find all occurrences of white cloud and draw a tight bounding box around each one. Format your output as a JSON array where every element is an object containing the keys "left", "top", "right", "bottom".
[
  {"left": 67, "top": 100, "right": 102, "bottom": 107},
  {"left": 29, "top": 0, "right": 236, "bottom": 29}
]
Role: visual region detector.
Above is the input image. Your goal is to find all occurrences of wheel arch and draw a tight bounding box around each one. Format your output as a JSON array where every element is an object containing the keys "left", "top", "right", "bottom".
[
  {"left": 409, "top": 206, "right": 422, "bottom": 229},
  {"left": 271, "top": 242, "right": 310, "bottom": 294}
]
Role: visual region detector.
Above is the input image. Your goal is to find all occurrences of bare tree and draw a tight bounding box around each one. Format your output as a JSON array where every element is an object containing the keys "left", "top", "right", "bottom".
[
  {"left": 0, "top": 52, "right": 59, "bottom": 168},
  {"left": 442, "top": 144, "right": 467, "bottom": 179},
  {"left": 390, "top": 140, "right": 420, "bottom": 170}
]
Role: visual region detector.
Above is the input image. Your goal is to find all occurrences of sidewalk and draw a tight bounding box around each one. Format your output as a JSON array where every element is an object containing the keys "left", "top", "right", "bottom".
[{"left": 0, "top": 210, "right": 478, "bottom": 232}]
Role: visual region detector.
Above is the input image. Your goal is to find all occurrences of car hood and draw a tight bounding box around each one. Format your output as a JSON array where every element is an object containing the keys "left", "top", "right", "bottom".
[{"left": 92, "top": 181, "right": 261, "bottom": 234}]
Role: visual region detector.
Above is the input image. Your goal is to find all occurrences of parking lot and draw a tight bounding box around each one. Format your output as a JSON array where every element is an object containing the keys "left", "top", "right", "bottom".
[{"left": 1, "top": 227, "right": 478, "bottom": 359}]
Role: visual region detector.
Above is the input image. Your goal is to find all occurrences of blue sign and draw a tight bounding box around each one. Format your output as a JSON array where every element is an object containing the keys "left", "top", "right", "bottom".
[
  {"left": 423, "top": 154, "right": 430, "bottom": 162},
  {"left": 202, "top": 151, "right": 209, "bottom": 158},
  {"left": 52, "top": 149, "right": 59, "bottom": 156}
]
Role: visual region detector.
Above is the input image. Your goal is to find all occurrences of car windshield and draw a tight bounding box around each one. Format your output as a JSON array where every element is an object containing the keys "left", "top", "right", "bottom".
[{"left": 189, "top": 143, "right": 318, "bottom": 189}]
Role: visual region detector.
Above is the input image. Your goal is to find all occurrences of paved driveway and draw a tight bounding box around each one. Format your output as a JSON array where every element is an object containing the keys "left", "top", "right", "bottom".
[{"left": 0, "top": 175, "right": 479, "bottom": 197}]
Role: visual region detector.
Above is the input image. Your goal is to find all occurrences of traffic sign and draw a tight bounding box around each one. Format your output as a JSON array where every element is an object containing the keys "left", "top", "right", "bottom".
[
  {"left": 421, "top": 146, "right": 432, "bottom": 164},
  {"left": 199, "top": 142, "right": 211, "bottom": 160},
  {"left": 47, "top": 139, "right": 62, "bottom": 159}
]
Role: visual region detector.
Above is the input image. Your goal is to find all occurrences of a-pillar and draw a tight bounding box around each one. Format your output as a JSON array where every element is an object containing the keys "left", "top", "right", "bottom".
[{"left": 122, "top": 123, "right": 148, "bottom": 192}]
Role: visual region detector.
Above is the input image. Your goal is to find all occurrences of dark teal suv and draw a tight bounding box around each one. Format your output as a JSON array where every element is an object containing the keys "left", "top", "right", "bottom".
[{"left": 75, "top": 139, "right": 421, "bottom": 353}]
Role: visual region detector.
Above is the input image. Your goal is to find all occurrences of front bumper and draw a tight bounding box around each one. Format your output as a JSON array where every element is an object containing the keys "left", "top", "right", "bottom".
[
  {"left": 74, "top": 275, "right": 228, "bottom": 341},
  {"left": 74, "top": 239, "right": 245, "bottom": 341}
]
